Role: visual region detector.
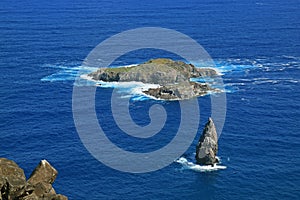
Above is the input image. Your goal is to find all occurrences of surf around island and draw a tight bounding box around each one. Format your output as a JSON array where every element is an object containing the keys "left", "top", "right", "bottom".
[{"left": 85, "top": 58, "right": 222, "bottom": 100}]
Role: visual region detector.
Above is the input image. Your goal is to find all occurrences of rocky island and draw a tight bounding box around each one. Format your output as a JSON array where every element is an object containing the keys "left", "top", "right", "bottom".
[
  {"left": 0, "top": 158, "right": 67, "bottom": 200},
  {"left": 88, "top": 58, "right": 220, "bottom": 100},
  {"left": 195, "top": 118, "right": 219, "bottom": 166}
]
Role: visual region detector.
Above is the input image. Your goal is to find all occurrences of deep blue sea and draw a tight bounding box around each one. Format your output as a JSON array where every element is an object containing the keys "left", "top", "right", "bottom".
[{"left": 1, "top": 0, "right": 299, "bottom": 199}]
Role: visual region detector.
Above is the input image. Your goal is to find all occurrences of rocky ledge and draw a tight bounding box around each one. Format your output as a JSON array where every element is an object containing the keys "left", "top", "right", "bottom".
[
  {"left": 195, "top": 118, "right": 219, "bottom": 166},
  {"left": 88, "top": 58, "right": 220, "bottom": 100},
  {"left": 0, "top": 158, "right": 67, "bottom": 200}
]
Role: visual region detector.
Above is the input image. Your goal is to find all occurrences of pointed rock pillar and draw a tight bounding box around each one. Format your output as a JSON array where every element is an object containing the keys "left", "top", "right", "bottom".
[{"left": 195, "top": 117, "right": 219, "bottom": 165}]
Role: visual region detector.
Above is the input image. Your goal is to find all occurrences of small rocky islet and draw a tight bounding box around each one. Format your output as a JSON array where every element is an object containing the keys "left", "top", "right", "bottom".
[
  {"left": 0, "top": 158, "right": 67, "bottom": 200},
  {"left": 195, "top": 117, "right": 219, "bottom": 166},
  {"left": 88, "top": 58, "right": 221, "bottom": 100}
]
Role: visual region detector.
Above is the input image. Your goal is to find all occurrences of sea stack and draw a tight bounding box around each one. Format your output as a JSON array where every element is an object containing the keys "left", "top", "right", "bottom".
[{"left": 195, "top": 117, "right": 219, "bottom": 166}]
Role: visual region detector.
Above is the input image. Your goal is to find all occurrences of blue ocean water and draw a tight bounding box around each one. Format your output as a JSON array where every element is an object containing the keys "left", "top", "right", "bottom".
[{"left": 1, "top": 0, "right": 300, "bottom": 199}]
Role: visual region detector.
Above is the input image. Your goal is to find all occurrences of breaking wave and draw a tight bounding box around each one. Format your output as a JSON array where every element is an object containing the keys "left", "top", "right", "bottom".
[
  {"left": 40, "top": 55, "right": 300, "bottom": 97},
  {"left": 175, "top": 157, "right": 227, "bottom": 172}
]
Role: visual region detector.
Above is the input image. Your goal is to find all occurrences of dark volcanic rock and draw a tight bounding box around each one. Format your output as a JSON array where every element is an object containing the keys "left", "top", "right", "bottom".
[
  {"left": 143, "top": 82, "right": 217, "bottom": 100},
  {"left": 89, "top": 68, "right": 121, "bottom": 82},
  {"left": 0, "top": 158, "right": 67, "bottom": 200},
  {"left": 195, "top": 118, "right": 219, "bottom": 165}
]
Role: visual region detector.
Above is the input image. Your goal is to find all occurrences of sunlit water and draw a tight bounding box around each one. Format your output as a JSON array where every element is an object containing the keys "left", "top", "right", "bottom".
[{"left": 1, "top": 0, "right": 299, "bottom": 199}]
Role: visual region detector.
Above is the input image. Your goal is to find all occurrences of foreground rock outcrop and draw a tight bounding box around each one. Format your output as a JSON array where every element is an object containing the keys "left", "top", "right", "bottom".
[
  {"left": 195, "top": 118, "right": 219, "bottom": 166},
  {"left": 0, "top": 158, "right": 67, "bottom": 200},
  {"left": 88, "top": 58, "right": 220, "bottom": 100}
]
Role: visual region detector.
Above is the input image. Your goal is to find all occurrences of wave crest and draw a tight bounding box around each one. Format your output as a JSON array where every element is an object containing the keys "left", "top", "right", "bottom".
[{"left": 175, "top": 157, "right": 226, "bottom": 172}]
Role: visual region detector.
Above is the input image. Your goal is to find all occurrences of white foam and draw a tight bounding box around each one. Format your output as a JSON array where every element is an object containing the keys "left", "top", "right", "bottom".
[
  {"left": 80, "top": 74, "right": 94, "bottom": 81},
  {"left": 253, "top": 80, "right": 279, "bottom": 85},
  {"left": 81, "top": 74, "right": 160, "bottom": 88},
  {"left": 175, "top": 157, "right": 226, "bottom": 172},
  {"left": 80, "top": 74, "right": 161, "bottom": 100},
  {"left": 282, "top": 55, "right": 300, "bottom": 60},
  {"left": 111, "top": 64, "right": 138, "bottom": 68},
  {"left": 287, "top": 80, "right": 299, "bottom": 83}
]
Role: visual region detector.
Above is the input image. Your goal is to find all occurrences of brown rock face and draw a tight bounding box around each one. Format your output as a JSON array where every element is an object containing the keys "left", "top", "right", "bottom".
[
  {"left": 27, "top": 160, "right": 57, "bottom": 185},
  {"left": 0, "top": 158, "right": 26, "bottom": 200},
  {"left": 0, "top": 158, "right": 67, "bottom": 200},
  {"left": 195, "top": 118, "right": 219, "bottom": 165}
]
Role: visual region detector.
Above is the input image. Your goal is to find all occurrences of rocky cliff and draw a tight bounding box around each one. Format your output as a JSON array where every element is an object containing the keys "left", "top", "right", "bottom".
[
  {"left": 88, "top": 58, "right": 219, "bottom": 100},
  {"left": 195, "top": 118, "right": 219, "bottom": 166},
  {"left": 0, "top": 158, "right": 67, "bottom": 200}
]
